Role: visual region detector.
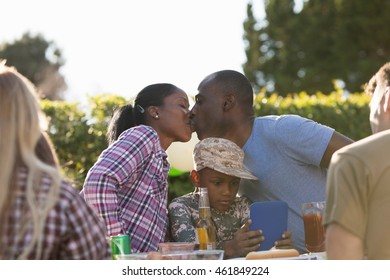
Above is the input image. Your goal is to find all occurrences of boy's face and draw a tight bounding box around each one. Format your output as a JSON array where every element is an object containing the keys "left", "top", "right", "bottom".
[{"left": 195, "top": 168, "right": 240, "bottom": 211}]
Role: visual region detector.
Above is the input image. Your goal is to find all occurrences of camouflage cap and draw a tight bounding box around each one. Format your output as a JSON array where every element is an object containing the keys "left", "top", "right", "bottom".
[{"left": 193, "top": 137, "right": 257, "bottom": 180}]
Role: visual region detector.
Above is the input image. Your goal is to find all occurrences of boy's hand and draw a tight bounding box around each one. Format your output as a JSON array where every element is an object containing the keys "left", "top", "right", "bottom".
[
  {"left": 274, "top": 231, "right": 293, "bottom": 249},
  {"left": 224, "top": 219, "right": 264, "bottom": 259}
]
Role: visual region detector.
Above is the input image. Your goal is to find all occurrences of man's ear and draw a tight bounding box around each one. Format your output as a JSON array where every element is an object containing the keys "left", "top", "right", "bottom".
[
  {"left": 222, "top": 94, "right": 236, "bottom": 112},
  {"left": 190, "top": 170, "right": 200, "bottom": 188},
  {"left": 384, "top": 86, "right": 390, "bottom": 112}
]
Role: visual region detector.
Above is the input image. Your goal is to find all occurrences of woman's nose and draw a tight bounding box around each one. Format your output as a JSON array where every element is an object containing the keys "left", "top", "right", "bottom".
[{"left": 189, "top": 105, "right": 197, "bottom": 116}]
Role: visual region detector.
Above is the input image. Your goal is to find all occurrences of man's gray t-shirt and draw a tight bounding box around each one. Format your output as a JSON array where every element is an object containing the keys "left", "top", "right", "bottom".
[{"left": 239, "top": 115, "right": 334, "bottom": 253}]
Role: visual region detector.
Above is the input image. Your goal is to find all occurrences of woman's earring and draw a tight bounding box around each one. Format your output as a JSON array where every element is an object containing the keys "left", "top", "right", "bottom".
[{"left": 155, "top": 115, "right": 159, "bottom": 119}]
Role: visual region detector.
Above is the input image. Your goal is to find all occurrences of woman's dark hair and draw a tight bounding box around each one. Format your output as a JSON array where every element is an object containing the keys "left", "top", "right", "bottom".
[
  {"left": 106, "top": 83, "right": 179, "bottom": 145},
  {"left": 106, "top": 105, "right": 134, "bottom": 145},
  {"left": 35, "top": 132, "right": 59, "bottom": 166}
]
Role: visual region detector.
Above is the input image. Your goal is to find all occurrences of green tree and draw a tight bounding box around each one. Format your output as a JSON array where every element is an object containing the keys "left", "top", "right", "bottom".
[
  {"left": 243, "top": 0, "right": 390, "bottom": 96},
  {"left": 332, "top": 0, "right": 390, "bottom": 92},
  {"left": 293, "top": 0, "right": 338, "bottom": 94},
  {"left": 243, "top": 2, "right": 263, "bottom": 90},
  {"left": 0, "top": 32, "right": 67, "bottom": 100}
]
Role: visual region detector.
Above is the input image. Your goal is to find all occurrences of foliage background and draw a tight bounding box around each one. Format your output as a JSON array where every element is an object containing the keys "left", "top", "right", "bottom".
[
  {"left": 243, "top": 0, "right": 390, "bottom": 96},
  {"left": 41, "top": 90, "right": 371, "bottom": 203}
]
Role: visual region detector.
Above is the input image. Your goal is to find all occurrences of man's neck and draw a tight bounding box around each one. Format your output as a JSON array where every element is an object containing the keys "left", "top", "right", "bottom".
[{"left": 222, "top": 116, "right": 254, "bottom": 148}]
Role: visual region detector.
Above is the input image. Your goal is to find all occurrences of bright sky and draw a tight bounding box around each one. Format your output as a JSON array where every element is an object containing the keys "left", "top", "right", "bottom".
[{"left": 1, "top": 0, "right": 265, "bottom": 102}]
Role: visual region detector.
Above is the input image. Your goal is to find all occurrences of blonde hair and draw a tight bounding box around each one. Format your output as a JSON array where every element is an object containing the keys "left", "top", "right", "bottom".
[{"left": 0, "top": 63, "right": 61, "bottom": 259}]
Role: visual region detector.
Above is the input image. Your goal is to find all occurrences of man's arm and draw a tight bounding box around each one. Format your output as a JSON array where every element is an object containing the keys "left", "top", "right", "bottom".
[
  {"left": 320, "top": 131, "right": 354, "bottom": 168},
  {"left": 326, "top": 223, "right": 364, "bottom": 259}
]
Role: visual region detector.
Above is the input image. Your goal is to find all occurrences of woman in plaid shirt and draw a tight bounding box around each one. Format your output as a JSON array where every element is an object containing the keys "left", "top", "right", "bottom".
[
  {"left": 0, "top": 63, "right": 109, "bottom": 259},
  {"left": 81, "top": 83, "right": 192, "bottom": 253}
]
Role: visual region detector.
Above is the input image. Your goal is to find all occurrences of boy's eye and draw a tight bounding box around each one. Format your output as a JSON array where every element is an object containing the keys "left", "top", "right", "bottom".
[
  {"left": 212, "top": 180, "right": 222, "bottom": 186},
  {"left": 231, "top": 180, "right": 240, "bottom": 188}
]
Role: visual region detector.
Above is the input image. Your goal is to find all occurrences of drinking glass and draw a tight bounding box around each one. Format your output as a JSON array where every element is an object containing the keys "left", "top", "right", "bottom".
[{"left": 301, "top": 201, "right": 326, "bottom": 253}]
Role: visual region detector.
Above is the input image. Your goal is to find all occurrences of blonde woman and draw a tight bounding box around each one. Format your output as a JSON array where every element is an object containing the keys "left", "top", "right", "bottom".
[{"left": 0, "top": 63, "right": 109, "bottom": 259}]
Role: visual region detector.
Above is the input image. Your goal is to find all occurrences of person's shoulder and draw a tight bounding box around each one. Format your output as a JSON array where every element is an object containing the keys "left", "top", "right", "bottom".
[
  {"left": 168, "top": 193, "right": 197, "bottom": 219},
  {"left": 170, "top": 192, "right": 196, "bottom": 204},
  {"left": 169, "top": 192, "right": 197, "bottom": 209},
  {"left": 277, "top": 114, "right": 311, "bottom": 124},
  {"left": 356, "top": 129, "right": 390, "bottom": 147},
  {"left": 114, "top": 125, "right": 160, "bottom": 153},
  {"left": 254, "top": 115, "right": 280, "bottom": 123},
  {"left": 334, "top": 130, "right": 390, "bottom": 159},
  {"left": 252, "top": 115, "right": 280, "bottom": 133},
  {"left": 254, "top": 115, "right": 306, "bottom": 128},
  {"left": 270, "top": 114, "right": 333, "bottom": 138},
  {"left": 252, "top": 115, "right": 304, "bottom": 141},
  {"left": 255, "top": 114, "right": 302, "bottom": 121},
  {"left": 138, "top": 124, "right": 157, "bottom": 133},
  {"left": 121, "top": 125, "right": 158, "bottom": 140}
]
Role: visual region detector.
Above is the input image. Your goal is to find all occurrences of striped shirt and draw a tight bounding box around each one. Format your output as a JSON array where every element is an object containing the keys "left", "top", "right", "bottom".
[
  {"left": 82, "top": 125, "right": 170, "bottom": 253},
  {"left": 1, "top": 167, "right": 109, "bottom": 259}
]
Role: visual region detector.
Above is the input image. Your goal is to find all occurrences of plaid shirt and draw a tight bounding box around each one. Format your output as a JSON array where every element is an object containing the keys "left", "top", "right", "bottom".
[
  {"left": 1, "top": 167, "right": 109, "bottom": 259},
  {"left": 82, "top": 125, "right": 170, "bottom": 253}
]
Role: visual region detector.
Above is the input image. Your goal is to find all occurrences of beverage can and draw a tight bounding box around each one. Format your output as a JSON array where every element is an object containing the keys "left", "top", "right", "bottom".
[{"left": 110, "top": 234, "right": 132, "bottom": 259}]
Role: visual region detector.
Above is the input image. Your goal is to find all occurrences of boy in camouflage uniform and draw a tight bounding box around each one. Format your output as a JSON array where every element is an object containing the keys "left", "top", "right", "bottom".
[{"left": 168, "top": 137, "right": 292, "bottom": 259}]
